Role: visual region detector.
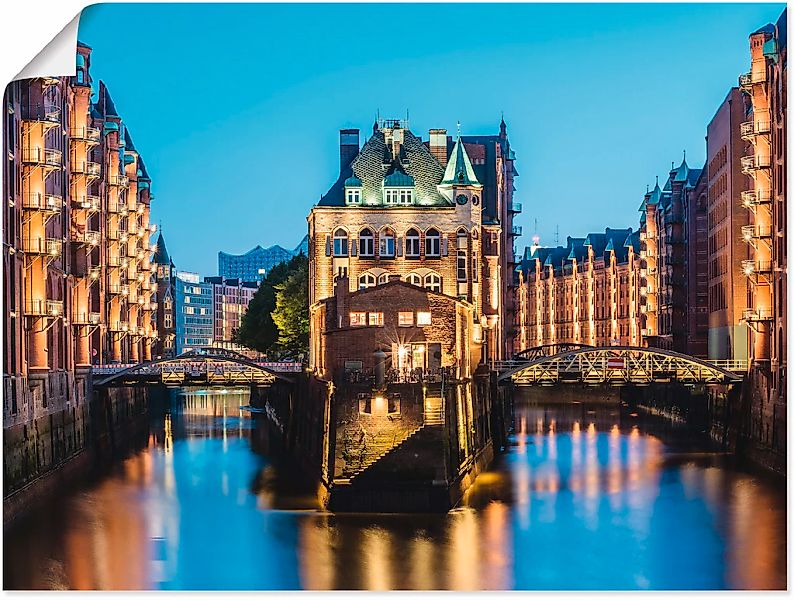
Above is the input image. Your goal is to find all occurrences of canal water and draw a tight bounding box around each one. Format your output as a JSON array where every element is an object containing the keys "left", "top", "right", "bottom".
[{"left": 4, "top": 388, "right": 786, "bottom": 590}]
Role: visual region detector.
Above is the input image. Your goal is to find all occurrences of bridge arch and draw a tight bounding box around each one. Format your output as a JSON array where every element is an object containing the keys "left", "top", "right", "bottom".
[
  {"left": 500, "top": 346, "right": 744, "bottom": 386},
  {"left": 514, "top": 343, "right": 594, "bottom": 361},
  {"left": 94, "top": 347, "right": 293, "bottom": 387}
]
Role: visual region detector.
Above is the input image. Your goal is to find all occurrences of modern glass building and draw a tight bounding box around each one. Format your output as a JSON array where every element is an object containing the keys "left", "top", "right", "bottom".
[
  {"left": 175, "top": 271, "right": 214, "bottom": 354},
  {"left": 218, "top": 235, "right": 308, "bottom": 282}
]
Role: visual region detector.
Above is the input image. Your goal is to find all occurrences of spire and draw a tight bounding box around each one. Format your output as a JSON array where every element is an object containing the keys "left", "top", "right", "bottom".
[
  {"left": 499, "top": 112, "right": 507, "bottom": 138},
  {"left": 153, "top": 231, "right": 170, "bottom": 265},
  {"left": 441, "top": 133, "right": 480, "bottom": 186}
]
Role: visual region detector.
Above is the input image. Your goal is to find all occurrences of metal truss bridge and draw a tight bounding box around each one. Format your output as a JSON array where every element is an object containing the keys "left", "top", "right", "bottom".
[
  {"left": 498, "top": 346, "right": 745, "bottom": 386},
  {"left": 94, "top": 348, "right": 294, "bottom": 387}
]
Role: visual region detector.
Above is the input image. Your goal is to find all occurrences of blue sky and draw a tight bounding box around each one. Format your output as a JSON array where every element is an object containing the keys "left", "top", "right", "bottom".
[{"left": 79, "top": 2, "right": 784, "bottom": 275}]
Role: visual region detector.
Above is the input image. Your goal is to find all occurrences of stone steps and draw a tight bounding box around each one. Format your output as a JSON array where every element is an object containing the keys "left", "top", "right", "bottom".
[{"left": 348, "top": 425, "right": 425, "bottom": 482}]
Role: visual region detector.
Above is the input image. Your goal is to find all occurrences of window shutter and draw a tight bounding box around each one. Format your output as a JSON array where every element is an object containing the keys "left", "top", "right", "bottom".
[
  {"left": 397, "top": 237, "right": 403, "bottom": 257},
  {"left": 351, "top": 239, "right": 357, "bottom": 257},
  {"left": 442, "top": 237, "right": 448, "bottom": 256},
  {"left": 325, "top": 235, "right": 331, "bottom": 256}
]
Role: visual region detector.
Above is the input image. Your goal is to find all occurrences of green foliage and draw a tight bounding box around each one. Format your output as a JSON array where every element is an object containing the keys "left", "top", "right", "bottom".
[
  {"left": 272, "top": 260, "right": 309, "bottom": 357},
  {"left": 234, "top": 252, "right": 308, "bottom": 357}
]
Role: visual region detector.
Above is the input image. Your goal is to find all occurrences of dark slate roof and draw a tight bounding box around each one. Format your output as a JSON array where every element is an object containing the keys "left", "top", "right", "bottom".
[
  {"left": 95, "top": 81, "right": 119, "bottom": 118},
  {"left": 153, "top": 232, "right": 170, "bottom": 265},
  {"left": 566, "top": 237, "right": 587, "bottom": 262},
  {"left": 318, "top": 128, "right": 448, "bottom": 207}
]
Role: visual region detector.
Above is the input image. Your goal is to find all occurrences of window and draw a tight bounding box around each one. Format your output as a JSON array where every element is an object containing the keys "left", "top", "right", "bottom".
[
  {"left": 346, "top": 188, "right": 361, "bottom": 205},
  {"left": 398, "top": 312, "right": 414, "bottom": 327},
  {"left": 425, "top": 273, "right": 441, "bottom": 292},
  {"left": 399, "top": 189, "right": 413, "bottom": 204},
  {"left": 350, "top": 312, "right": 367, "bottom": 326},
  {"left": 333, "top": 229, "right": 348, "bottom": 257},
  {"left": 368, "top": 312, "right": 384, "bottom": 326},
  {"left": 405, "top": 228, "right": 420, "bottom": 257},
  {"left": 417, "top": 312, "right": 432, "bottom": 326},
  {"left": 384, "top": 189, "right": 399, "bottom": 204},
  {"left": 359, "top": 273, "right": 376, "bottom": 289},
  {"left": 457, "top": 230, "right": 468, "bottom": 281},
  {"left": 378, "top": 273, "right": 389, "bottom": 285},
  {"left": 406, "top": 273, "right": 422, "bottom": 287},
  {"left": 425, "top": 228, "right": 441, "bottom": 257},
  {"left": 379, "top": 229, "right": 395, "bottom": 257},
  {"left": 359, "top": 228, "right": 374, "bottom": 257}
]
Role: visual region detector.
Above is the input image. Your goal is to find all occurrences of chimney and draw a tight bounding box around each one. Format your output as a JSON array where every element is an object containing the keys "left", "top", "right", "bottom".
[
  {"left": 429, "top": 129, "right": 447, "bottom": 165},
  {"left": 340, "top": 129, "right": 360, "bottom": 171}
]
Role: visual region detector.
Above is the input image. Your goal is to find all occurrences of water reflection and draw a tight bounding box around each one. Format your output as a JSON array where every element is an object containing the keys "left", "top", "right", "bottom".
[{"left": 3, "top": 393, "right": 786, "bottom": 590}]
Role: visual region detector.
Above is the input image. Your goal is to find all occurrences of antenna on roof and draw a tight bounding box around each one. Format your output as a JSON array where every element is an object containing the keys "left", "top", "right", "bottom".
[
  {"left": 555, "top": 224, "right": 559, "bottom": 245},
  {"left": 683, "top": 149, "right": 686, "bottom": 161},
  {"left": 456, "top": 121, "right": 461, "bottom": 137}
]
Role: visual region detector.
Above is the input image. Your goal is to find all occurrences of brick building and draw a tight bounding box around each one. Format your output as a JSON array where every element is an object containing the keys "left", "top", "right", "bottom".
[
  {"left": 705, "top": 88, "right": 751, "bottom": 361},
  {"left": 639, "top": 158, "right": 704, "bottom": 355},
  {"left": 311, "top": 274, "right": 478, "bottom": 382},
  {"left": 153, "top": 231, "right": 176, "bottom": 358},
  {"left": 739, "top": 10, "right": 787, "bottom": 451},
  {"left": 307, "top": 117, "right": 519, "bottom": 368},
  {"left": 204, "top": 276, "right": 258, "bottom": 348},
  {"left": 514, "top": 228, "right": 642, "bottom": 350},
  {"left": 3, "top": 42, "right": 157, "bottom": 425}
]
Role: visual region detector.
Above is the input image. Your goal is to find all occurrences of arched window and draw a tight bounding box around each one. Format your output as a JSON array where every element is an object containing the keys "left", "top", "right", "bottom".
[
  {"left": 333, "top": 228, "right": 348, "bottom": 257},
  {"left": 406, "top": 273, "right": 422, "bottom": 287},
  {"left": 379, "top": 228, "right": 395, "bottom": 258},
  {"left": 425, "top": 273, "right": 441, "bottom": 292},
  {"left": 359, "top": 228, "right": 374, "bottom": 257},
  {"left": 425, "top": 228, "right": 441, "bottom": 257},
  {"left": 359, "top": 273, "right": 376, "bottom": 289},
  {"left": 405, "top": 228, "right": 420, "bottom": 257},
  {"left": 378, "top": 273, "right": 390, "bottom": 285}
]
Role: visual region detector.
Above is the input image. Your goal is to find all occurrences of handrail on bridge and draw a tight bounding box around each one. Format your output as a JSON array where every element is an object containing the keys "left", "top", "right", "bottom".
[{"left": 499, "top": 345, "right": 745, "bottom": 386}]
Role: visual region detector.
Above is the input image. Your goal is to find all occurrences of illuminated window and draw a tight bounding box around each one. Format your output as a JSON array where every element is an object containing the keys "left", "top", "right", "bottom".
[
  {"left": 368, "top": 312, "right": 384, "bottom": 326},
  {"left": 398, "top": 312, "right": 414, "bottom": 327},
  {"left": 378, "top": 273, "right": 389, "bottom": 284},
  {"left": 379, "top": 229, "right": 395, "bottom": 257},
  {"left": 384, "top": 189, "right": 399, "bottom": 204},
  {"left": 417, "top": 311, "right": 431, "bottom": 326},
  {"left": 399, "top": 189, "right": 413, "bottom": 204},
  {"left": 425, "top": 228, "right": 441, "bottom": 257},
  {"left": 359, "top": 228, "right": 374, "bottom": 257},
  {"left": 346, "top": 188, "right": 362, "bottom": 205},
  {"left": 333, "top": 228, "right": 348, "bottom": 257},
  {"left": 359, "top": 273, "right": 376, "bottom": 289},
  {"left": 350, "top": 311, "right": 367, "bottom": 326},
  {"left": 424, "top": 273, "right": 441, "bottom": 292},
  {"left": 405, "top": 228, "right": 420, "bottom": 257},
  {"left": 406, "top": 273, "right": 422, "bottom": 287}
]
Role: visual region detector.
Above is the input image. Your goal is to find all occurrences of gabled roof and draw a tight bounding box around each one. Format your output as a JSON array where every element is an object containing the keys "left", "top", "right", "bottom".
[
  {"left": 441, "top": 136, "right": 481, "bottom": 186},
  {"left": 95, "top": 81, "right": 119, "bottom": 118},
  {"left": 566, "top": 237, "right": 587, "bottom": 262}
]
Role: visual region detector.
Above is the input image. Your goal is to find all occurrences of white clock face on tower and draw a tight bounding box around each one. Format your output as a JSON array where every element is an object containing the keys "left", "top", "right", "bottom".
[{"left": 456, "top": 194, "right": 468, "bottom": 205}]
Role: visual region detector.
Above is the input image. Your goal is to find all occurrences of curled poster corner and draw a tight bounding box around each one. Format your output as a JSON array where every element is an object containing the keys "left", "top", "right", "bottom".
[{"left": 13, "top": 12, "right": 81, "bottom": 82}]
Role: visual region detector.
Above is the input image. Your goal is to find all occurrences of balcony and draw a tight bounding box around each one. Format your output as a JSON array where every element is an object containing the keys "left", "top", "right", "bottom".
[
  {"left": 135, "top": 202, "right": 146, "bottom": 214},
  {"left": 109, "top": 321, "right": 130, "bottom": 332},
  {"left": 125, "top": 269, "right": 139, "bottom": 281},
  {"left": 743, "top": 307, "right": 773, "bottom": 322},
  {"left": 73, "top": 194, "right": 101, "bottom": 211},
  {"left": 740, "top": 120, "right": 771, "bottom": 140},
  {"left": 108, "top": 283, "right": 130, "bottom": 296},
  {"left": 107, "top": 254, "right": 121, "bottom": 267},
  {"left": 107, "top": 228, "right": 120, "bottom": 241},
  {"left": 72, "top": 160, "right": 101, "bottom": 177},
  {"left": 88, "top": 266, "right": 101, "bottom": 280},
  {"left": 107, "top": 174, "right": 129, "bottom": 187},
  {"left": 23, "top": 237, "right": 62, "bottom": 257},
  {"left": 509, "top": 201, "right": 522, "bottom": 213},
  {"left": 72, "top": 230, "right": 101, "bottom": 246},
  {"left": 741, "top": 189, "right": 773, "bottom": 208},
  {"left": 739, "top": 70, "right": 766, "bottom": 89},
  {"left": 21, "top": 103, "right": 61, "bottom": 125},
  {"left": 22, "top": 193, "right": 62, "bottom": 213},
  {"left": 509, "top": 225, "right": 523, "bottom": 236},
  {"left": 73, "top": 312, "right": 102, "bottom": 325},
  {"left": 741, "top": 224, "right": 773, "bottom": 242},
  {"left": 22, "top": 147, "right": 62, "bottom": 168},
  {"left": 69, "top": 126, "right": 101, "bottom": 142},
  {"left": 24, "top": 299, "right": 63, "bottom": 317},
  {"left": 741, "top": 154, "right": 772, "bottom": 175},
  {"left": 742, "top": 259, "right": 773, "bottom": 275}
]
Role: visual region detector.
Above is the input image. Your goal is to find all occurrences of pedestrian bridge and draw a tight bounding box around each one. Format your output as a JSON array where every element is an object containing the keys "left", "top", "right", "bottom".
[
  {"left": 498, "top": 346, "right": 745, "bottom": 386},
  {"left": 93, "top": 347, "right": 295, "bottom": 387}
]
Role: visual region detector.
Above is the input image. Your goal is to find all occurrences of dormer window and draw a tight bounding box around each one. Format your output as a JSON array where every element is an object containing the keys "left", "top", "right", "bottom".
[
  {"left": 383, "top": 168, "right": 415, "bottom": 205},
  {"left": 346, "top": 188, "right": 361, "bottom": 205}
]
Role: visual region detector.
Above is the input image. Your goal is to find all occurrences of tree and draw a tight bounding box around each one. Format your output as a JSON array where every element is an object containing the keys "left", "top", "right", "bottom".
[
  {"left": 234, "top": 252, "right": 308, "bottom": 355},
  {"left": 272, "top": 260, "right": 309, "bottom": 357}
]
